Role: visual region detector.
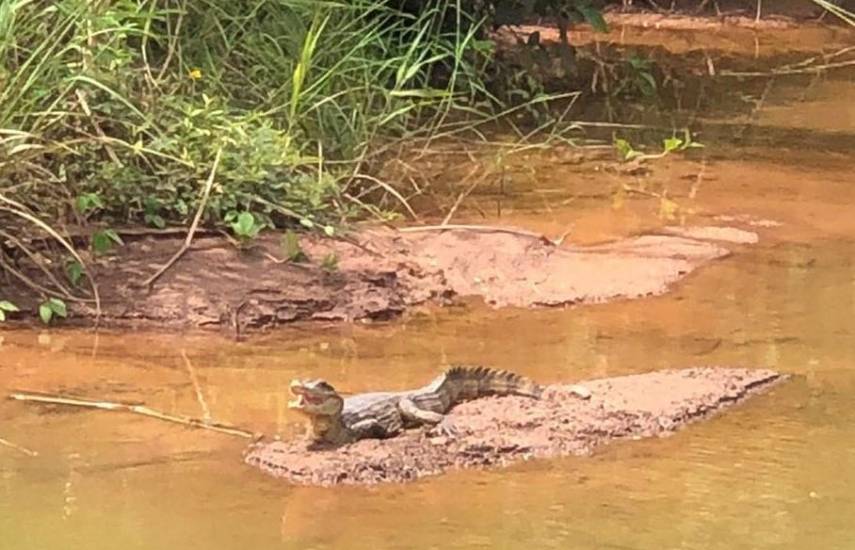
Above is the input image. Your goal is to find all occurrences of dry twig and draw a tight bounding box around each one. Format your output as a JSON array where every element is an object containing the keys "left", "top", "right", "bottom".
[
  {"left": 351, "top": 173, "right": 419, "bottom": 221},
  {"left": 140, "top": 147, "right": 222, "bottom": 288},
  {"left": 441, "top": 167, "right": 484, "bottom": 227},
  {"left": 9, "top": 390, "right": 256, "bottom": 439}
]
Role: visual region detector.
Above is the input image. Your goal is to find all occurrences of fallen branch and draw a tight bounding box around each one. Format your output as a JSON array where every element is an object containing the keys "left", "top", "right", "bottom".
[
  {"left": 398, "top": 224, "right": 572, "bottom": 246},
  {"left": 351, "top": 173, "right": 419, "bottom": 222},
  {"left": 9, "top": 390, "right": 257, "bottom": 440},
  {"left": 0, "top": 436, "right": 38, "bottom": 457},
  {"left": 441, "top": 167, "right": 484, "bottom": 227},
  {"left": 0, "top": 229, "right": 84, "bottom": 302},
  {"left": 140, "top": 147, "right": 222, "bottom": 288},
  {"left": 721, "top": 59, "right": 855, "bottom": 77}
]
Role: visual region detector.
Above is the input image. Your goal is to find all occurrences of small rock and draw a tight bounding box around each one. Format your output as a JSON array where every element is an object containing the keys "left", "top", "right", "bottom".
[{"left": 567, "top": 384, "right": 593, "bottom": 400}]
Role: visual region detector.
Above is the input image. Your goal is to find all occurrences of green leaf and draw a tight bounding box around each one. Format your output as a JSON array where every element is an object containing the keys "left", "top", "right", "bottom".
[
  {"left": 614, "top": 138, "right": 642, "bottom": 161},
  {"left": 230, "top": 212, "right": 262, "bottom": 241},
  {"left": 75, "top": 192, "right": 104, "bottom": 214},
  {"left": 614, "top": 138, "right": 632, "bottom": 158},
  {"left": 576, "top": 4, "right": 608, "bottom": 33},
  {"left": 321, "top": 252, "right": 338, "bottom": 272},
  {"left": 627, "top": 55, "right": 649, "bottom": 70},
  {"left": 0, "top": 300, "right": 18, "bottom": 321},
  {"left": 91, "top": 229, "right": 123, "bottom": 255},
  {"left": 638, "top": 71, "right": 657, "bottom": 96},
  {"left": 237, "top": 212, "right": 254, "bottom": 235},
  {"left": 299, "top": 218, "right": 314, "bottom": 229},
  {"left": 663, "top": 137, "right": 684, "bottom": 153},
  {"left": 323, "top": 225, "right": 335, "bottom": 237},
  {"left": 281, "top": 230, "right": 307, "bottom": 262},
  {"left": 66, "top": 261, "right": 84, "bottom": 286},
  {"left": 39, "top": 303, "right": 53, "bottom": 324},
  {"left": 231, "top": 212, "right": 260, "bottom": 239},
  {"left": 48, "top": 298, "right": 67, "bottom": 318},
  {"left": 145, "top": 213, "right": 166, "bottom": 229}
]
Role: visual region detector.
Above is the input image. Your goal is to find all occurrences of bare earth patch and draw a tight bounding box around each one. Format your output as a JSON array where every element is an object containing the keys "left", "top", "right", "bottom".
[
  {"left": 244, "top": 367, "right": 786, "bottom": 486},
  {"left": 6, "top": 225, "right": 756, "bottom": 330}
]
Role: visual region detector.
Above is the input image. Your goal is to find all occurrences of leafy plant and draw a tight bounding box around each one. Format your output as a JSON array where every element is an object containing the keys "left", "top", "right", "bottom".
[
  {"left": 91, "top": 229, "right": 123, "bottom": 255},
  {"left": 614, "top": 138, "right": 644, "bottom": 161},
  {"left": 143, "top": 197, "right": 166, "bottom": 229},
  {"left": 1, "top": 0, "right": 512, "bottom": 234},
  {"left": 321, "top": 252, "right": 339, "bottom": 272},
  {"left": 281, "top": 230, "right": 308, "bottom": 263},
  {"left": 66, "top": 260, "right": 84, "bottom": 287},
  {"left": 621, "top": 54, "right": 657, "bottom": 97},
  {"left": 38, "top": 298, "right": 67, "bottom": 325},
  {"left": 75, "top": 193, "right": 105, "bottom": 216},
  {"left": 0, "top": 300, "right": 19, "bottom": 322},
  {"left": 614, "top": 131, "right": 703, "bottom": 162},
  {"left": 228, "top": 212, "right": 264, "bottom": 243}
]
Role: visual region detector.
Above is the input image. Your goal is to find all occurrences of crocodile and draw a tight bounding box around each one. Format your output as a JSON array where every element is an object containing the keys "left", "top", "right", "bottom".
[{"left": 288, "top": 365, "right": 544, "bottom": 447}]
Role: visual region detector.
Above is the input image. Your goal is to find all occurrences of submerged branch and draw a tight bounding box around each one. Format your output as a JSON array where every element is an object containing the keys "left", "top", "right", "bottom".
[
  {"left": 0, "top": 436, "right": 39, "bottom": 457},
  {"left": 181, "top": 350, "right": 212, "bottom": 422},
  {"left": 398, "top": 224, "right": 572, "bottom": 246},
  {"left": 8, "top": 390, "right": 256, "bottom": 440}
]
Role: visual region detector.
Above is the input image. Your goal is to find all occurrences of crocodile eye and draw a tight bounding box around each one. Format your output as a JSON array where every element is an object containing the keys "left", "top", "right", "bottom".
[{"left": 316, "top": 381, "right": 335, "bottom": 392}]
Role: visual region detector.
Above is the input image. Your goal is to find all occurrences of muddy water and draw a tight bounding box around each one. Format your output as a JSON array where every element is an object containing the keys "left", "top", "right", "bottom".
[{"left": 3, "top": 27, "right": 855, "bottom": 550}]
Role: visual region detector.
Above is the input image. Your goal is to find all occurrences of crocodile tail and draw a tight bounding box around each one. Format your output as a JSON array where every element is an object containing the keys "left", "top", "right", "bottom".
[{"left": 438, "top": 365, "right": 543, "bottom": 404}]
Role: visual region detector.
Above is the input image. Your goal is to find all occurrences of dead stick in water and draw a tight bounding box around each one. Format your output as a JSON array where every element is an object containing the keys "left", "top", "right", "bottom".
[
  {"left": 0, "top": 436, "right": 38, "bottom": 457},
  {"left": 8, "top": 391, "right": 256, "bottom": 439},
  {"left": 140, "top": 147, "right": 222, "bottom": 288},
  {"left": 398, "top": 224, "right": 572, "bottom": 246},
  {"left": 180, "top": 349, "right": 212, "bottom": 422}
]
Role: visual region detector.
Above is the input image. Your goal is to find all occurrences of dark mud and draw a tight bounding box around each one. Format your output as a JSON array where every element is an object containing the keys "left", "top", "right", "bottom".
[
  {"left": 244, "top": 367, "right": 785, "bottom": 486},
  {"left": 3, "top": 225, "right": 754, "bottom": 331}
]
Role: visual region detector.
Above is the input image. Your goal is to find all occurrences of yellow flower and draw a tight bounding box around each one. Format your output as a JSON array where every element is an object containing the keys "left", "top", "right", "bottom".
[{"left": 188, "top": 68, "right": 202, "bottom": 80}]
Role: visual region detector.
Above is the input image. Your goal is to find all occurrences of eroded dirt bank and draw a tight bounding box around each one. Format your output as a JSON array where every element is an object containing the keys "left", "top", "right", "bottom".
[
  {"left": 4, "top": 224, "right": 757, "bottom": 331},
  {"left": 244, "top": 367, "right": 785, "bottom": 486}
]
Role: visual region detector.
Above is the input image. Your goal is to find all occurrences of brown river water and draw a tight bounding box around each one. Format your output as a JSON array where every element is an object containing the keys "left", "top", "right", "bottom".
[{"left": 2, "top": 23, "right": 855, "bottom": 550}]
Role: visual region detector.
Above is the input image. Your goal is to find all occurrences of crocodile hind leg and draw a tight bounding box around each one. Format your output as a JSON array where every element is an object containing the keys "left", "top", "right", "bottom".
[
  {"left": 398, "top": 397, "right": 444, "bottom": 426},
  {"left": 399, "top": 398, "right": 461, "bottom": 437}
]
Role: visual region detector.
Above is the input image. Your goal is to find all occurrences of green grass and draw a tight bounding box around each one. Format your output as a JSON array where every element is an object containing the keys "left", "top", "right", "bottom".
[{"left": 0, "top": 0, "right": 499, "bottom": 232}]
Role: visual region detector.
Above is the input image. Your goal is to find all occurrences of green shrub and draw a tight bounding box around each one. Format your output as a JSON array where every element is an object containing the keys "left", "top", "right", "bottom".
[{"left": 0, "top": 0, "right": 493, "bottom": 229}]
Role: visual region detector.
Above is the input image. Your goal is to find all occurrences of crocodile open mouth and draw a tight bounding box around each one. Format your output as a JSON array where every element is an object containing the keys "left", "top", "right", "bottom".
[{"left": 288, "top": 383, "right": 326, "bottom": 408}]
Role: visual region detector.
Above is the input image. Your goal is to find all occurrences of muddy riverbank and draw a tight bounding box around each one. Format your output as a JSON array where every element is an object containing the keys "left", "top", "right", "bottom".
[
  {"left": 245, "top": 367, "right": 786, "bottom": 486},
  {"left": 2, "top": 224, "right": 759, "bottom": 332}
]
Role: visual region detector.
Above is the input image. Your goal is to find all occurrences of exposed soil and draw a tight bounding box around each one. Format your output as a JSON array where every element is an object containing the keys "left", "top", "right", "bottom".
[
  {"left": 244, "top": 367, "right": 786, "bottom": 486},
  {"left": 3, "top": 225, "right": 756, "bottom": 331}
]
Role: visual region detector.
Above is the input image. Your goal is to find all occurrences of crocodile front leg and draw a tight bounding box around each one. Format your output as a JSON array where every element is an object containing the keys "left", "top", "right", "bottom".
[{"left": 350, "top": 418, "right": 400, "bottom": 440}]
